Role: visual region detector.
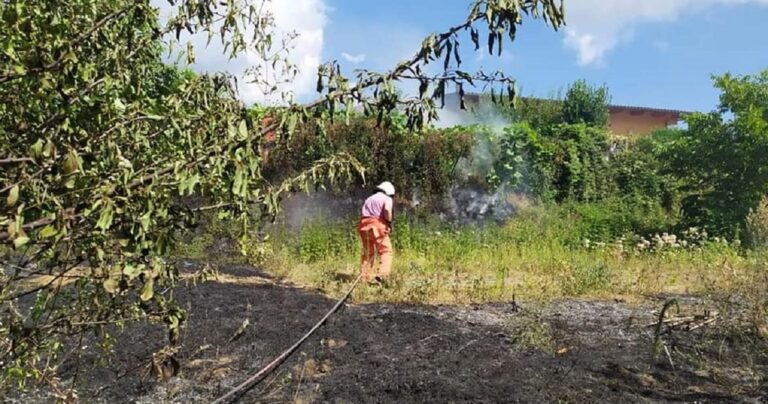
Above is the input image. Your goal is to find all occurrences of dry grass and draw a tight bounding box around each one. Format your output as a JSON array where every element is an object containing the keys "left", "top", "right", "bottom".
[{"left": 259, "top": 222, "right": 752, "bottom": 306}]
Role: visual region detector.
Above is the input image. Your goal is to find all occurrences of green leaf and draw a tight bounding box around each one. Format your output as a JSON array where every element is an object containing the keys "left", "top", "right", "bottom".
[
  {"left": 168, "top": 315, "right": 179, "bottom": 331},
  {"left": 287, "top": 114, "right": 298, "bottom": 136},
  {"left": 30, "top": 139, "right": 44, "bottom": 159},
  {"left": 179, "top": 172, "right": 200, "bottom": 196},
  {"left": 228, "top": 123, "right": 237, "bottom": 139},
  {"left": 6, "top": 185, "right": 19, "bottom": 208},
  {"left": 96, "top": 204, "right": 114, "bottom": 230},
  {"left": 113, "top": 98, "right": 126, "bottom": 112},
  {"left": 123, "top": 264, "right": 141, "bottom": 280},
  {"left": 44, "top": 140, "right": 56, "bottom": 158},
  {"left": 140, "top": 211, "right": 152, "bottom": 231},
  {"left": 238, "top": 120, "right": 248, "bottom": 138},
  {"left": 488, "top": 32, "right": 496, "bottom": 54},
  {"left": 118, "top": 156, "right": 133, "bottom": 169},
  {"left": 232, "top": 169, "right": 246, "bottom": 197},
  {"left": 140, "top": 278, "right": 154, "bottom": 301},
  {"left": 13, "top": 236, "right": 30, "bottom": 249},
  {"left": 39, "top": 225, "right": 58, "bottom": 239}
]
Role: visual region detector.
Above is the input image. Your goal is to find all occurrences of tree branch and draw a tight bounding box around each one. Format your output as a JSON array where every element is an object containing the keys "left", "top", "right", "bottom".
[
  {"left": 0, "top": 157, "right": 34, "bottom": 165},
  {"left": 0, "top": 5, "right": 137, "bottom": 84},
  {"left": 2, "top": 259, "right": 85, "bottom": 301}
]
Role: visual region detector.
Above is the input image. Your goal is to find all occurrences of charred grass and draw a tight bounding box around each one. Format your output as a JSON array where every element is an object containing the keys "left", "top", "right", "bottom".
[
  {"left": 143, "top": 206, "right": 768, "bottom": 402},
  {"left": 40, "top": 266, "right": 768, "bottom": 402}
]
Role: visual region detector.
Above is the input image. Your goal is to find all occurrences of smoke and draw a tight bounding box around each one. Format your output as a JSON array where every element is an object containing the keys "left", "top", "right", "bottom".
[
  {"left": 435, "top": 94, "right": 509, "bottom": 130},
  {"left": 447, "top": 185, "right": 520, "bottom": 223},
  {"left": 277, "top": 191, "right": 361, "bottom": 230},
  {"left": 435, "top": 95, "right": 535, "bottom": 223},
  {"left": 433, "top": 103, "right": 472, "bottom": 129},
  {"left": 276, "top": 96, "right": 534, "bottom": 228}
]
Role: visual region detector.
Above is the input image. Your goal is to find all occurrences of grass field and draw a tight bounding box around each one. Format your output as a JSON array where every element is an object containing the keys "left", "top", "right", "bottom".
[{"left": 251, "top": 206, "right": 761, "bottom": 307}]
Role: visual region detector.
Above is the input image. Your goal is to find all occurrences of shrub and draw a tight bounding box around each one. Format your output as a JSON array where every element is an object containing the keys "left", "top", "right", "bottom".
[
  {"left": 561, "top": 79, "right": 610, "bottom": 127},
  {"left": 664, "top": 70, "right": 768, "bottom": 237},
  {"left": 484, "top": 79, "right": 610, "bottom": 132},
  {"left": 746, "top": 196, "right": 768, "bottom": 250},
  {"left": 493, "top": 122, "right": 614, "bottom": 202},
  {"left": 262, "top": 114, "right": 474, "bottom": 212},
  {"left": 610, "top": 134, "right": 682, "bottom": 213},
  {"left": 566, "top": 197, "right": 673, "bottom": 243}
]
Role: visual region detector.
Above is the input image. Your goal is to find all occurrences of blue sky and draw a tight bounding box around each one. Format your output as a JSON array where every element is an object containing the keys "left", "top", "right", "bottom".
[
  {"left": 319, "top": 0, "right": 768, "bottom": 112},
  {"left": 172, "top": 0, "right": 768, "bottom": 111}
]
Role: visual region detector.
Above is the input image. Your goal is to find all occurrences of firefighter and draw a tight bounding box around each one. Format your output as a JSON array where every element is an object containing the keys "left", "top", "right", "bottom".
[{"left": 357, "top": 181, "right": 395, "bottom": 283}]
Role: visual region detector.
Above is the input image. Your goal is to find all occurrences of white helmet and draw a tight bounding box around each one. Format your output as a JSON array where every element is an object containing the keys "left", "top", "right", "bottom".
[{"left": 377, "top": 181, "right": 396, "bottom": 196}]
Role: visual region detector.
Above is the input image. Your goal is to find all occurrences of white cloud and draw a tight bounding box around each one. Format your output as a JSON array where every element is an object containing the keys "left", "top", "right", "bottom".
[
  {"left": 341, "top": 52, "right": 366, "bottom": 64},
  {"left": 563, "top": 0, "right": 768, "bottom": 66},
  {"left": 154, "top": 0, "right": 327, "bottom": 104},
  {"left": 263, "top": 0, "right": 326, "bottom": 103}
]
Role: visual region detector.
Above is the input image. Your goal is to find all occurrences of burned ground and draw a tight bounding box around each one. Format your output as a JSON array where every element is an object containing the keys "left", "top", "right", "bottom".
[{"left": 17, "top": 264, "right": 768, "bottom": 403}]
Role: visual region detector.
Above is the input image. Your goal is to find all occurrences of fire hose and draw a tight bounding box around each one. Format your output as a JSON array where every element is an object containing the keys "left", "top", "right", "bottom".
[{"left": 211, "top": 273, "right": 363, "bottom": 403}]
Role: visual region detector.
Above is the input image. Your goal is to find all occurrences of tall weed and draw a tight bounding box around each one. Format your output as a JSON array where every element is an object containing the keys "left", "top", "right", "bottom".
[{"left": 261, "top": 203, "right": 745, "bottom": 304}]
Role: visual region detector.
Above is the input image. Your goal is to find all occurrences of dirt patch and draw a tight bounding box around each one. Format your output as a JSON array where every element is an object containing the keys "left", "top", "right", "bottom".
[{"left": 19, "top": 265, "right": 768, "bottom": 403}]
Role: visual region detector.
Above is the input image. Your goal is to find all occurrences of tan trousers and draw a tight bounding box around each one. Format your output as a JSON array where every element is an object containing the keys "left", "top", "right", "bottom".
[{"left": 357, "top": 217, "right": 393, "bottom": 282}]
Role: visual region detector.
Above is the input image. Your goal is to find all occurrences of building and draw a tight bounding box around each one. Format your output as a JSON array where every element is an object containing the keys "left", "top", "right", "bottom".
[
  {"left": 443, "top": 93, "right": 689, "bottom": 136},
  {"left": 607, "top": 104, "right": 688, "bottom": 137}
]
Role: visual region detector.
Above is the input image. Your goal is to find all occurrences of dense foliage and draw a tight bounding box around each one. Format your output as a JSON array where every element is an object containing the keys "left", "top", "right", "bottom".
[
  {"left": 490, "top": 71, "right": 768, "bottom": 239},
  {"left": 561, "top": 79, "right": 611, "bottom": 127},
  {"left": 263, "top": 114, "right": 474, "bottom": 209},
  {"left": 665, "top": 70, "right": 768, "bottom": 237},
  {"left": 0, "top": 1, "right": 363, "bottom": 391},
  {"left": 488, "top": 79, "right": 611, "bottom": 133},
  {"left": 269, "top": 72, "right": 768, "bottom": 242}
]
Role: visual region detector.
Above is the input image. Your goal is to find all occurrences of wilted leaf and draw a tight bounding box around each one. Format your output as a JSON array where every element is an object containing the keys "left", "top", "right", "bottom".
[
  {"left": 140, "top": 278, "right": 154, "bottom": 301},
  {"left": 103, "top": 277, "right": 119, "bottom": 294},
  {"left": 6, "top": 185, "right": 19, "bottom": 208},
  {"left": 62, "top": 149, "right": 82, "bottom": 175}
]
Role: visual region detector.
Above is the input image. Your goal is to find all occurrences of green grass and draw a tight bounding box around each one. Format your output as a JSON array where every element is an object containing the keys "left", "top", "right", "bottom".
[{"left": 257, "top": 204, "right": 753, "bottom": 305}]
